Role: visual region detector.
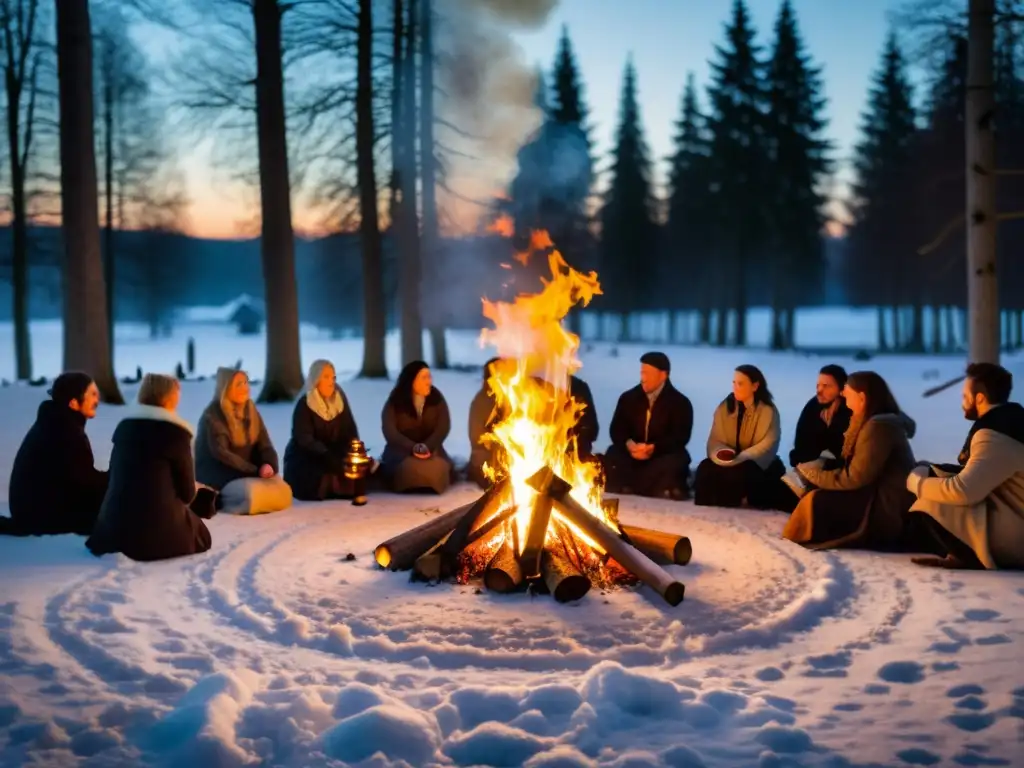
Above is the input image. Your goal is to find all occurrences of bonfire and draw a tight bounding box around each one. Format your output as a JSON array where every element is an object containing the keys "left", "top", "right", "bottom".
[{"left": 373, "top": 218, "right": 690, "bottom": 605}]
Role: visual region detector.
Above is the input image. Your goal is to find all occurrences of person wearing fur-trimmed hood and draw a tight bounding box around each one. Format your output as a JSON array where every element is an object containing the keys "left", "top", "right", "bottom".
[
  {"left": 194, "top": 367, "right": 292, "bottom": 515},
  {"left": 87, "top": 374, "right": 213, "bottom": 562},
  {"left": 284, "top": 359, "right": 366, "bottom": 501}
]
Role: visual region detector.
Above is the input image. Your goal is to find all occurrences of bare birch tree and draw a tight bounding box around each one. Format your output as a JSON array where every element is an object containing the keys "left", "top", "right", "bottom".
[
  {"left": 55, "top": 0, "right": 121, "bottom": 402},
  {"left": 1, "top": 0, "right": 47, "bottom": 381},
  {"left": 966, "top": 0, "right": 1000, "bottom": 362}
]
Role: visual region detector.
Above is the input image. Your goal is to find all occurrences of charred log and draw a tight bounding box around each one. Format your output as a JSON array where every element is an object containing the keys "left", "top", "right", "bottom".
[
  {"left": 530, "top": 470, "right": 685, "bottom": 606},
  {"left": 483, "top": 528, "right": 523, "bottom": 593},
  {"left": 374, "top": 501, "right": 475, "bottom": 570}
]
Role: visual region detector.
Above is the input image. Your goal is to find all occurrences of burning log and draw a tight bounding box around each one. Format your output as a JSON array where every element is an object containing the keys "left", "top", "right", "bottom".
[
  {"left": 520, "top": 468, "right": 555, "bottom": 578},
  {"left": 483, "top": 527, "right": 522, "bottom": 593},
  {"left": 542, "top": 526, "right": 591, "bottom": 603},
  {"left": 374, "top": 502, "right": 476, "bottom": 570},
  {"left": 376, "top": 479, "right": 508, "bottom": 571},
  {"left": 438, "top": 478, "right": 509, "bottom": 561},
  {"left": 530, "top": 470, "right": 685, "bottom": 606},
  {"left": 412, "top": 531, "right": 453, "bottom": 582},
  {"left": 620, "top": 525, "right": 692, "bottom": 567}
]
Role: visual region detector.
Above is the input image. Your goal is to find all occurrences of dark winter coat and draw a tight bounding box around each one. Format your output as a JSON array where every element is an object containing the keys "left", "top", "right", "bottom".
[
  {"left": 380, "top": 388, "right": 453, "bottom": 493},
  {"left": 789, "top": 396, "right": 852, "bottom": 466},
  {"left": 3, "top": 400, "right": 108, "bottom": 536},
  {"left": 283, "top": 393, "right": 360, "bottom": 500},
  {"left": 194, "top": 370, "right": 279, "bottom": 490},
  {"left": 380, "top": 388, "right": 452, "bottom": 466},
  {"left": 783, "top": 413, "right": 917, "bottom": 550},
  {"left": 569, "top": 376, "right": 599, "bottom": 457},
  {"left": 608, "top": 381, "right": 694, "bottom": 464},
  {"left": 86, "top": 405, "right": 211, "bottom": 562}
]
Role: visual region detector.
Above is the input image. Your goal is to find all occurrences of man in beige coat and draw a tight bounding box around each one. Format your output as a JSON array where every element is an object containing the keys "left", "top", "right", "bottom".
[{"left": 906, "top": 363, "right": 1024, "bottom": 570}]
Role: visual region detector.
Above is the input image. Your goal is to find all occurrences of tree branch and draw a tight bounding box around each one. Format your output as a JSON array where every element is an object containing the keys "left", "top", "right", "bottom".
[{"left": 918, "top": 213, "right": 965, "bottom": 255}]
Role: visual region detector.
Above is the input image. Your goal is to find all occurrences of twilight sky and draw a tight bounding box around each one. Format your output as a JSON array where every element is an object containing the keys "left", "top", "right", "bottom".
[{"left": 173, "top": 0, "right": 906, "bottom": 240}]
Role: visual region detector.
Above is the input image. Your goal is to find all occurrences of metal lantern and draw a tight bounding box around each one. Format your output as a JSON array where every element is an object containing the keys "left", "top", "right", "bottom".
[{"left": 343, "top": 439, "right": 371, "bottom": 480}]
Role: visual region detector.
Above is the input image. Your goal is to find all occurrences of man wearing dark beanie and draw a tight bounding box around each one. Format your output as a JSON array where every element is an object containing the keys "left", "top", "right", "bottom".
[
  {"left": 1, "top": 372, "right": 109, "bottom": 536},
  {"left": 788, "top": 364, "right": 851, "bottom": 467},
  {"left": 603, "top": 351, "right": 695, "bottom": 499}
]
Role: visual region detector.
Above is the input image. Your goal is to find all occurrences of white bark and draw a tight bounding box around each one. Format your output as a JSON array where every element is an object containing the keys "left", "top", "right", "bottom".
[{"left": 966, "top": 0, "right": 1000, "bottom": 363}]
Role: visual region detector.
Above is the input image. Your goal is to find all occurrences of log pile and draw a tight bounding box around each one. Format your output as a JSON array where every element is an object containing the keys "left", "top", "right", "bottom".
[{"left": 373, "top": 469, "right": 691, "bottom": 605}]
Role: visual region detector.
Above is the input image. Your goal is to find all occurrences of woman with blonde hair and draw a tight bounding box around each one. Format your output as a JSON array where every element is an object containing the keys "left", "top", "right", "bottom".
[
  {"left": 87, "top": 374, "right": 213, "bottom": 561},
  {"left": 194, "top": 367, "right": 292, "bottom": 515},
  {"left": 782, "top": 370, "right": 917, "bottom": 550},
  {"left": 284, "top": 359, "right": 366, "bottom": 502}
]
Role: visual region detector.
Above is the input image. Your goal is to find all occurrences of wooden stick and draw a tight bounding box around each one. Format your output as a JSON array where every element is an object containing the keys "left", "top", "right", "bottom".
[
  {"left": 923, "top": 374, "right": 965, "bottom": 398},
  {"left": 374, "top": 502, "right": 475, "bottom": 570},
  {"left": 411, "top": 531, "right": 453, "bottom": 582},
  {"left": 531, "top": 471, "right": 685, "bottom": 606},
  {"left": 483, "top": 530, "right": 522, "bottom": 593},
  {"left": 620, "top": 525, "right": 692, "bottom": 566}
]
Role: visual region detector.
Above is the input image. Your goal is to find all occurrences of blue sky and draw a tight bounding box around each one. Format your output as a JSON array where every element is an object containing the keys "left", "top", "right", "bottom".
[
  {"left": 165, "top": 0, "right": 909, "bottom": 238},
  {"left": 511, "top": 0, "right": 905, "bottom": 228}
]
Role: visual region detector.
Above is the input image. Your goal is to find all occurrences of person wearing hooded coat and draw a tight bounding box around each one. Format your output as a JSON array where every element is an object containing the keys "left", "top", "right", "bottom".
[
  {"left": 194, "top": 367, "right": 292, "bottom": 515},
  {"left": 284, "top": 359, "right": 365, "bottom": 501},
  {"left": 86, "top": 374, "right": 213, "bottom": 562},
  {"left": 2, "top": 372, "right": 108, "bottom": 536},
  {"left": 603, "top": 352, "right": 694, "bottom": 500},
  {"left": 782, "top": 371, "right": 917, "bottom": 551},
  {"left": 380, "top": 360, "right": 453, "bottom": 494}
]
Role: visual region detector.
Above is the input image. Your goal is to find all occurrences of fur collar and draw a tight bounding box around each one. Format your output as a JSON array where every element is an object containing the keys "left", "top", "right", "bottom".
[{"left": 121, "top": 403, "right": 195, "bottom": 436}]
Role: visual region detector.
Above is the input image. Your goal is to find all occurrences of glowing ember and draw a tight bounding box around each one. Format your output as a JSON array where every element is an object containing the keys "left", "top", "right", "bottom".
[{"left": 479, "top": 222, "right": 611, "bottom": 553}]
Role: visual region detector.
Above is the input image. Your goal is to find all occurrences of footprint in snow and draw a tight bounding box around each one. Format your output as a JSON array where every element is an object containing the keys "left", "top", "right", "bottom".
[
  {"left": 962, "top": 608, "right": 1001, "bottom": 622},
  {"left": 877, "top": 661, "right": 926, "bottom": 684}
]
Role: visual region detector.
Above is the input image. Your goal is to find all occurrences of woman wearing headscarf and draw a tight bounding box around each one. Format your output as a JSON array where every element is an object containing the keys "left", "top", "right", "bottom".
[
  {"left": 284, "top": 359, "right": 367, "bottom": 503},
  {"left": 194, "top": 367, "right": 292, "bottom": 515},
  {"left": 379, "top": 360, "right": 453, "bottom": 494},
  {"left": 87, "top": 374, "right": 213, "bottom": 561}
]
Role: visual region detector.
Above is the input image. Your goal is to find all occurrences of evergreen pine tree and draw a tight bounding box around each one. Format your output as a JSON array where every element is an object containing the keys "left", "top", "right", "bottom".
[
  {"left": 665, "top": 72, "right": 713, "bottom": 341},
  {"left": 847, "top": 31, "right": 917, "bottom": 351},
  {"left": 598, "top": 57, "right": 658, "bottom": 336},
  {"left": 548, "top": 25, "right": 595, "bottom": 287},
  {"left": 762, "top": 0, "right": 831, "bottom": 350},
  {"left": 704, "top": 0, "right": 767, "bottom": 346}
]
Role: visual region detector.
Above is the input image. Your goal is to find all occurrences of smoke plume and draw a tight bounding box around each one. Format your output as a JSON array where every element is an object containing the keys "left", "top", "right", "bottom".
[{"left": 434, "top": 0, "right": 559, "bottom": 210}]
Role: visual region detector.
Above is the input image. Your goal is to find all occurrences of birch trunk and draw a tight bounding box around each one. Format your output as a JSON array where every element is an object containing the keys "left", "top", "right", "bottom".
[
  {"left": 966, "top": 0, "right": 1000, "bottom": 363},
  {"left": 55, "top": 0, "right": 122, "bottom": 403}
]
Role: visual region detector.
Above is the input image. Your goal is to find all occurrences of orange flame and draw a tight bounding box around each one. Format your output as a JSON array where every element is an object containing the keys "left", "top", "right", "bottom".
[{"left": 479, "top": 225, "right": 608, "bottom": 551}]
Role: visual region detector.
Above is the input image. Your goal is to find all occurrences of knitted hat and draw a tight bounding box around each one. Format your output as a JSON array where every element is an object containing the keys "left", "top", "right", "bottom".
[
  {"left": 640, "top": 351, "right": 670, "bottom": 374},
  {"left": 48, "top": 371, "right": 94, "bottom": 405}
]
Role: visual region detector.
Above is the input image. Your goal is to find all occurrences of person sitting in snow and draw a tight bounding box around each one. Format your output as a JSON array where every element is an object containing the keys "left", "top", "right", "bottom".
[
  {"left": 2, "top": 372, "right": 108, "bottom": 536},
  {"left": 693, "top": 364, "right": 784, "bottom": 509},
  {"left": 194, "top": 367, "right": 292, "bottom": 515},
  {"left": 467, "top": 357, "right": 505, "bottom": 489},
  {"left": 284, "top": 359, "right": 368, "bottom": 503},
  {"left": 781, "top": 371, "right": 916, "bottom": 550},
  {"left": 789, "top": 364, "right": 852, "bottom": 467},
  {"left": 467, "top": 358, "right": 601, "bottom": 489},
  {"left": 906, "top": 363, "right": 1024, "bottom": 570},
  {"left": 602, "top": 352, "right": 693, "bottom": 500},
  {"left": 86, "top": 374, "right": 214, "bottom": 562},
  {"left": 379, "top": 360, "right": 454, "bottom": 494}
]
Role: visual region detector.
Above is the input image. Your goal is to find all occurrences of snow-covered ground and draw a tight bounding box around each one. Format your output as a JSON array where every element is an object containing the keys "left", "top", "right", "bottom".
[{"left": 1, "top": 318, "right": 1023, "bottom": 767}]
